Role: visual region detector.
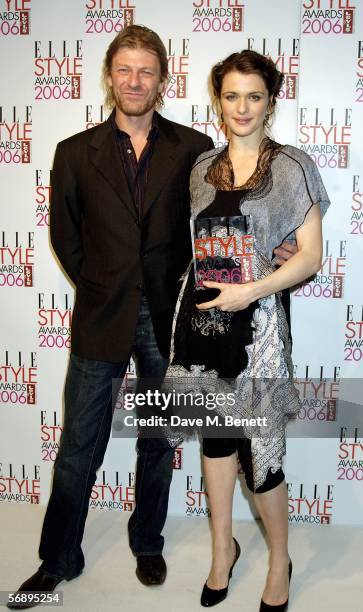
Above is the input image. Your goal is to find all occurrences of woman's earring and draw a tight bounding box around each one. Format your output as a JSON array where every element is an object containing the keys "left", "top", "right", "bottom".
[
  {"left": 220, "top": 112, "right": 224, "bottom": 122},
  {"left": 264, "top": 108, "right": 272, "bottom": 127}
]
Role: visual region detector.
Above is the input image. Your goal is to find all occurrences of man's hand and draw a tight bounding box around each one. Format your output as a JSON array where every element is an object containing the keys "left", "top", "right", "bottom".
[{"left": 273, "top": 241, "right": 298, "bottom": 266}]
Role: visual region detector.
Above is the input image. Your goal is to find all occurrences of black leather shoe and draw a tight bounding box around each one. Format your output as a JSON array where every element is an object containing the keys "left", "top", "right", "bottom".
[
  {"left": 259, "top": 559, "right": 292, "bottom": 612},
  {"left": 200, "top": 537, "right": 241, "bottom": 607},
  {"left": 136, "top": 554, "right": 167, "bottom": 586},
  {"left": 7, "top": 570, "right": 64, "bottom": 609}
]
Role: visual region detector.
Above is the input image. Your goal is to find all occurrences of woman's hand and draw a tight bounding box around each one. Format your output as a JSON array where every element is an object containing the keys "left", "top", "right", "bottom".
[
  {"left": 196, "top": 280, "right": 257, "bottom": 312},
  {"left": 197, "top": 205, "right": 322, "bottom": 311}
]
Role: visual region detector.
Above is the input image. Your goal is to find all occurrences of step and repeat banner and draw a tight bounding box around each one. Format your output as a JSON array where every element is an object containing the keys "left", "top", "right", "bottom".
[{"left": 1, "top": 0, "right": 362, "bottom": 527}]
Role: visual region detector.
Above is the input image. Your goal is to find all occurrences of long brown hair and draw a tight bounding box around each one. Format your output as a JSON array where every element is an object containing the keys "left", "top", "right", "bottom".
[{"left": 210, "top": 50, "right": 284, "bottom": 125}]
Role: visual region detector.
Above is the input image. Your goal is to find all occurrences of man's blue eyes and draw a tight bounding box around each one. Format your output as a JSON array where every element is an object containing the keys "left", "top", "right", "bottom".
[{"left": 117, "top": 69, "right": 153, "bottom": 75}]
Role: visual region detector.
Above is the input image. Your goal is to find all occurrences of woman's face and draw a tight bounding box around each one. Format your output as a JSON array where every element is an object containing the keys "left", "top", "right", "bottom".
[{"left": 219, "top": 70, "right": 270, "bottom": 139}]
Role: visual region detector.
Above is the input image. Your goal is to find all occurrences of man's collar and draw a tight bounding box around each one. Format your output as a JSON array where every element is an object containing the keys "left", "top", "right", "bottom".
[{"left": 111, "top": 109, "right": 159, "bottom": 141}]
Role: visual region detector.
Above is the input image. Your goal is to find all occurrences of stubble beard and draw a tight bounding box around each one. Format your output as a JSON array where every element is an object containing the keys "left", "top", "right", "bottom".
[{"left": 113, "top": 89, "right": 159, "bottom": 117}]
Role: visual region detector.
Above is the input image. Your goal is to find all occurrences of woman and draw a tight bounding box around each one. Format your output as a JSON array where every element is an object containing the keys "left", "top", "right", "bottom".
[{"left": 164, "top": 50, "right": 330, "bottom": 610}]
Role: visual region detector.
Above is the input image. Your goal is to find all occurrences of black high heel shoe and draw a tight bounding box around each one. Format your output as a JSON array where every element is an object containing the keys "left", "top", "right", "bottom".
[
  {"left": 200, "top": 537, "right": 241, "bottom": 607},
  {"left": 259, "top": 559, "right": 292, "bottom": 612}
]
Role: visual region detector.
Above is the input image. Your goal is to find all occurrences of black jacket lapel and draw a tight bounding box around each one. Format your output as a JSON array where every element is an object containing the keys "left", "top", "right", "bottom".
[
  {"left": 88, "top": 113, "right": 137, "bottom": 221},
  {"left": 143, "top": 113, "right": 182, "bottom": 218}
]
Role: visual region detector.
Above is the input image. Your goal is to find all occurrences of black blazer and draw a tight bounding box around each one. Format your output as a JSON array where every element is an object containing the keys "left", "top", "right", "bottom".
[{"left": 50, "top": 111, "right": 213, "bottom": 361}]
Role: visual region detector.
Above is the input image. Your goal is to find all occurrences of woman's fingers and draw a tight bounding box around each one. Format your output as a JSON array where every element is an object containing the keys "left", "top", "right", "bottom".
[
  {"left": 202, "top": 280, "right": 225, "bottom": 289},
  {"left": 196, "top": 298, "right": 221, "bottom": 310}
]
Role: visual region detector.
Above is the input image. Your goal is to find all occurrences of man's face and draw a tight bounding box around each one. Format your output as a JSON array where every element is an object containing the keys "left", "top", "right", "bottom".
[{"left": 107, "top": 46, "right": 165, "bottom": 117}]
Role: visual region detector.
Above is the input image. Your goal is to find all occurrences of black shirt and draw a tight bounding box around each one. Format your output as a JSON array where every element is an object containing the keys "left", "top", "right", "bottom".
[{"left": 112, "top": 112, "right": 158, "bottom": 220}]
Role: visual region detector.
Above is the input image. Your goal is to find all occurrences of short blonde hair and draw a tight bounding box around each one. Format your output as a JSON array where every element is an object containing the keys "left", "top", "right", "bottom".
[{"left": 102, "top": 24, "right": 169, "bottom": 111}]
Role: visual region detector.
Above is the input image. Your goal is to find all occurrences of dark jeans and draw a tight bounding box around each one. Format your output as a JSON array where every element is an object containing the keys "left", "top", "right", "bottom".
[{"left": 38, "top": 297, "right": 171, "bottom": 579}]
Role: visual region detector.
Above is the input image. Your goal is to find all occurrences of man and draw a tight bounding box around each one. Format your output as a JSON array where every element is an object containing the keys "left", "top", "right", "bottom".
[
  {"left": 8, "top": 26, "right": 213, "bottom": 609},
  {"left": 8, "top": 25, "right": 296, "bottom": 608}
]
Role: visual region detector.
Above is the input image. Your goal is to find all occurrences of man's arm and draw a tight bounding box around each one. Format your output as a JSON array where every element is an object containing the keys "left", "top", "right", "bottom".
[
  {"left": 273, "top": 240, "right": 298, "bottom": 265},
  {"left": 204, "top": 136, "right": 215, "bottom": 153},
  {"left": 49, "top": 142, "right": 83, "bottom": 286}
]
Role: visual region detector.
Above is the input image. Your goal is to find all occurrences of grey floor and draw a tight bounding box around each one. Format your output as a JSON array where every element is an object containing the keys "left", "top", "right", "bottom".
[{"left": 1, "top": 504, "right": 362, "bottom": 611}]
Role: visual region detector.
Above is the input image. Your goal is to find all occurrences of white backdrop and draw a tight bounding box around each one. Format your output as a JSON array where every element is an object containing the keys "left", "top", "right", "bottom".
[{"left": 0, "top": 0, "right": 362, "bottom": 526}]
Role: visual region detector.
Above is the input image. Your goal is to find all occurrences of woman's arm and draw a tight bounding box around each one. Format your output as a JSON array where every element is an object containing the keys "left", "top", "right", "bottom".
[{"left": 197, "top": 204, "right": 322, "bottom": 312}]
